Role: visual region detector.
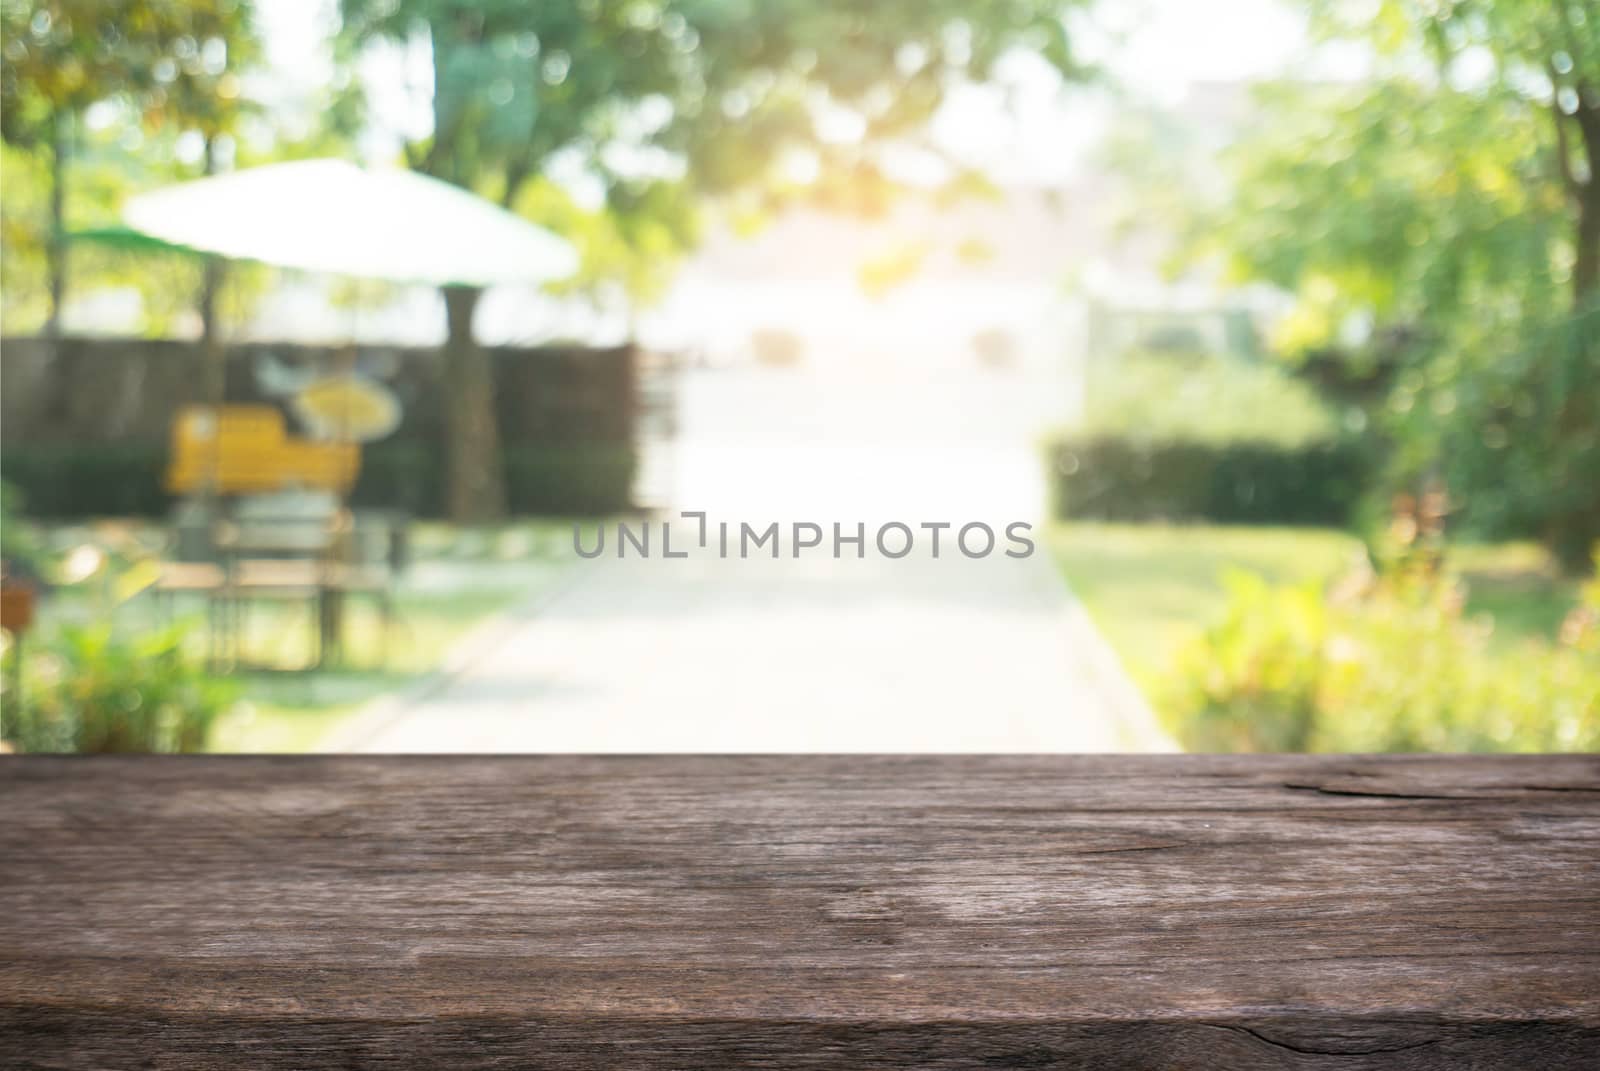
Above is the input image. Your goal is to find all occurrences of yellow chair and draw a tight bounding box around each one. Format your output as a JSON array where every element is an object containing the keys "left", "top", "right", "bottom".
[{"left": 165, "top": 405, "right": 360, "bottom": 496}]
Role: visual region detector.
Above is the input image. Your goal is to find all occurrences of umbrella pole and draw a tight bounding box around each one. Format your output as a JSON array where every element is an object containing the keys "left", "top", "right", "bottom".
[
  {"left": 322, "top": 312, "right": 362, "bottom": 668},
  {"left": 199, "top": 133, "right": 227, "bottom": 496},
  {"left": 198, "top": 261, "right": 230, "bottom": 667},
  {"left": 197, "top": 252, "right": 227, "bottom": 500}
]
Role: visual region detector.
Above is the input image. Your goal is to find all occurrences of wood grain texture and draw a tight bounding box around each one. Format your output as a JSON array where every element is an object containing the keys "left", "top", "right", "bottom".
[{"left": 1, "top": 754, "right": 1597, "bottom": 1069}]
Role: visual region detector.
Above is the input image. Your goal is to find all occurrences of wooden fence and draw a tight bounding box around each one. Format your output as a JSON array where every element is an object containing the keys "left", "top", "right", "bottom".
[
  {"left": 0, "top": 336, "right": 640, "bottom": 516},
  {"left": 0, "top": 336, "right": 636, "bottom": 447}
]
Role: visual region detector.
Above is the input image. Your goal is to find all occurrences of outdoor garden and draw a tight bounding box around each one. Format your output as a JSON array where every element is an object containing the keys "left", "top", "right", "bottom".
[
  {"left": 1045, "top": 351, "right": 1599, "bottom": 753},
  {"left": 1034, "top": 1, "right": 1600, "bottom": 755},
  {"left": 0, "top": 489, "right": 575, "bottom": 753},
  {"left": 1, "top": 1, "right": 1597, "bottom": 755}
]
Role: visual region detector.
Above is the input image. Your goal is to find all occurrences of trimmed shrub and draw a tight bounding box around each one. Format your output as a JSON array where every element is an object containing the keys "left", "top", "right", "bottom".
[
  {"left": 350, "top": 443, "right": 445, "bottom": 518},
  {"left": 504, "top": 445, "right": 636, "bottom": 517},
  {"left": 2, "top": 442, "right": 636, "bottom": 520},
  {"left": 0, "top": 480, "right": 49, "bottom": 579},
  {"left": 0, "top": 445, "right": 172, "bottom": 518},
  {"left": 1050, "top": 352, "right": 1370, "bottom": 526},
  {"left": 1048, "top": 436, "right": 1370, "bottom": 526}
]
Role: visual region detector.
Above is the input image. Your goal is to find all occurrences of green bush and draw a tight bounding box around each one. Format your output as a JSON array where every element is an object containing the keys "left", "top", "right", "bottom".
[
  {"left": 354, "top": 442, "right": 635, "bottom": 518},
  {"left": 2, "top": 442, "right": 637, "bottom": 520},
  {"left": 3, "top": 621, "right": 235, "bottom": 753},
  {"left": 1050, "top": 353, "right": 1369, "bottom": 525},
  {"left": 0, "top": 445, "right": 171, "bottom": 518},
  {"left": 0, "top": 480, "right": 48, "bottom": 579},
  {"left": 1048, "top": 436, "right": 1369, "bottom": 526},
  {"left": 1419, "top": 309, "right": 1600, "bottom": 571},
  {"left": 1165, "top": 567, "right": 1599, "bottom": 752},
  {"left": 351, "top": 443, "right": 445, "bottom": 517},
  {"left": 504, "top": 445, "right": 636, "bottom": 517}
]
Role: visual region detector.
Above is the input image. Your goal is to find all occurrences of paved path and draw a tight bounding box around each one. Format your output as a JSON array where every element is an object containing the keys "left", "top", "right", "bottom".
[
  {"left": 340, "top": 526, "right": 1172, "bottom": 752},
  {"left": 338, "top": 363, "right": 1172, "bottom": 752}
]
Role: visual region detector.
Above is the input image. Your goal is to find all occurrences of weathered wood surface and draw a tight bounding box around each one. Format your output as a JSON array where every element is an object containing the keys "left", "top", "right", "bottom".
[{"left": 1, "top": 754, "right": 1597, "bottom": 1069}]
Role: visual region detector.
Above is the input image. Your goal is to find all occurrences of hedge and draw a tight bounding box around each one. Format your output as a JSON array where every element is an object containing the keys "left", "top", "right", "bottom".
[
  {"left": 1, "top": 442, "right": 635, "bottom": 520},
  {"left": 1047, "top": 435, "right": 1371, "bottom": 526},
  {"left": 353, "top": 443, "right": 636, "bottom": 518},
  {"left": 0, "top": 445, "right": 173, "bottom": 518}
]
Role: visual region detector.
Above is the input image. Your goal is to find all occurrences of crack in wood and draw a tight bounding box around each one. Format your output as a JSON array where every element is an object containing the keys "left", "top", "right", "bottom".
[
  {"left": 1280, "top": 782, "right": 1496, "bottom": 801},
  {"left": 1209, "top": 1022, "right": 1442, "bottom": 1058}
]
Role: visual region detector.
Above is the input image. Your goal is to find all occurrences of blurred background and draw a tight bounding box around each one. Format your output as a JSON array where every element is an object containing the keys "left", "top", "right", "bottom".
[{"left": 0, "top": 0, "right": 1595, "bottom": 754}]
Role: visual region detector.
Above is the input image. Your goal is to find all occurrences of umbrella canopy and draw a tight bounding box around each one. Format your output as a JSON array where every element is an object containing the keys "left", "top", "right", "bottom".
[
  {"left": 117, "top": 158, "right": 578, "bottom": 287},
  {"left": 68, "top": 224, "right": 210, "bottom": 258}
]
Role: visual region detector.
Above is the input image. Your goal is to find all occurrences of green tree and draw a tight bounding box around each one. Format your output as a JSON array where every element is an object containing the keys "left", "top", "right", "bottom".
[
  {"left": 1308, "top": 0, "right": 1600, "bottom": 306},
  {"left": 1187, "top": 2, "right": 1600, "bottom": 569},
  {"left": 339, "top": 0, "right": 1092, "bottom": 521},
  {"left": 0, "top": 1, "right": 259, "bottom": 336},
  {"left": 1207, "top": 80, "right": 1567, "bottom": 353}
]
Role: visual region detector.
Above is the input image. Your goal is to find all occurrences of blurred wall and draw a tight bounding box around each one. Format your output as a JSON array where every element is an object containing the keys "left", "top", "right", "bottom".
[
  {"left": 0, "top": 337, "right": 640, "bottom": 518},
  {"left": 0, "top": 336, "right": 637, "bottom": 448}
]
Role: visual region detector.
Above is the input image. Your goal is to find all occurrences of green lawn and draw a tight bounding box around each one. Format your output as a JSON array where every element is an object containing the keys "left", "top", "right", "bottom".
[
  {"left": 212, "top": 522, "right": 580, "bottom": 750},
  {"left": 1046, "top": 523, "right": 1359, "bottom": 691},
  {"left": 1046, "top": 522, "right": 1581, "bottom": 700},
  {"left": 209, "top": 584, "right": 545, "bottom": 751},
  {"left": 1451, "top": 540, "right": 1583, "bottom": 647}
]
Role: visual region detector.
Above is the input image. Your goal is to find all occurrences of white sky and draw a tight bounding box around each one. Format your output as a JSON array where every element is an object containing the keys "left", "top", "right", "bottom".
[{"left": 253, "top": 0, "right": 1323, "bottom": 186}]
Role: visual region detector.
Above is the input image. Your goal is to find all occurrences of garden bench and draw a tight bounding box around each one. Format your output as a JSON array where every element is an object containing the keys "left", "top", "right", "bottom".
[
  {"left": 1, "top": 754, "right": 1594, "bottom": 1068},
  {"left": 152, "top": 496, "right": 403, "bottom": 669},
  {"left": 214, "top": 502, "right": 399, "bottom": 669}
]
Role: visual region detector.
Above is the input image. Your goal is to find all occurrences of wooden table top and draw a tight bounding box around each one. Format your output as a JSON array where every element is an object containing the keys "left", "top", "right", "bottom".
[{"left": 2, "top": 754, "right": 1597, "bottom": 1069}]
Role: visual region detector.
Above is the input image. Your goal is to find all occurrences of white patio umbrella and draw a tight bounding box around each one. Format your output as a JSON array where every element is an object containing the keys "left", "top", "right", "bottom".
[
  {"left": 120, "top": 157, "right": 578, "bottom": 287},
  {"left": 111, "top": 159, "right": 582, "bottom": 591},
  {"left": 109, "top": 160, "right": 583, "bottom": 666}
]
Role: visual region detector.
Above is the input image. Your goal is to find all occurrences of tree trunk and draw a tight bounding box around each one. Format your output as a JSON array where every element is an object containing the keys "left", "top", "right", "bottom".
[
  {"left": 44, "top": 110, "right": 66, "bottom": 340},
  {"left": 1575, "top": 180, "right": 1600, "bottom": 308},
  {"left": 199, "top": 259, "right": 223, "bottom": 344},
  {"left": 1558, "top": 111, "right": 1600, "bottom": 571},
  {"left": 199, "top": 135, "right": 226, "bottom": 405},
  {"left": 1574, "top": 102, "right": 1600, "bottom": 307},
  {"left": 441, "top": 286, "right": 506, "bottom": 523}
]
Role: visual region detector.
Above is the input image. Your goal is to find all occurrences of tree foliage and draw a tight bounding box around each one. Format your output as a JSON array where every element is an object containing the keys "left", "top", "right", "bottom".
[
  {"left": 337, "top": 0, "right": 1093, "bottom": 292},
  {"left": 1206, "top": 80, "right": 1568, "bottom": 347},
  {"left": 337, "top": 0, "right": 1093, "bottom": 519},
  {"left": 0, "top": 0, "right": 261, "bottom": 331},
  {"left": 1308, "top": 0, "right": 1600, "bottom": 300},
  {"left": 1188, "top": 2, "right": 1600, "bottom": 569},
  {"left": 1, "top": 1, "right": 257, "bottom": 143}
]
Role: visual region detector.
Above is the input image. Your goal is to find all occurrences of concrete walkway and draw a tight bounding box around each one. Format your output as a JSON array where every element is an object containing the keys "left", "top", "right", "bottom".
[
  {"left": 335, "top": 363, "right": 1173, "bottom": 752},
  {"left": 338, "top": 529, "right": 1173, "bottom": 752}
]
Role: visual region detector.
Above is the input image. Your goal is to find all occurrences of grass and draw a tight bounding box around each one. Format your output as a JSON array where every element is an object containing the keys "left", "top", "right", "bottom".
[
  {"left": 1046, "top": 523, "right": 1360, "bottom": 693},
  {"left": 210, "top": 585, "right": 543, "bottom": 752},
  {"left": 1453, "top": 540, "right": 1582, "bottom": 648},
  {"left": 1046, "top": 522, "right": 1582, "bottom": 700}
]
